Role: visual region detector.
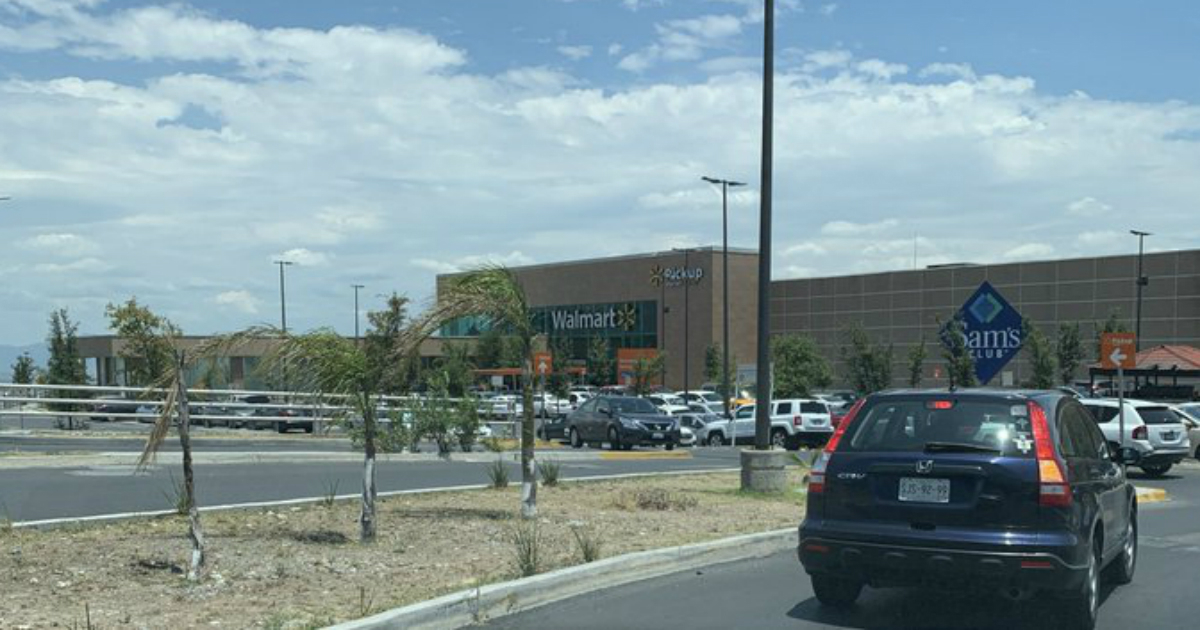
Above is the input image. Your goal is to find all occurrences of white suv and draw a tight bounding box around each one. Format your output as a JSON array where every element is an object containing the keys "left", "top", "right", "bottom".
[
  {"left": 1081, "top": 398, "right": 1191, "bottom": 477},
  {"left": 702, "top": 398, "right": 833, "bottom": 449}
]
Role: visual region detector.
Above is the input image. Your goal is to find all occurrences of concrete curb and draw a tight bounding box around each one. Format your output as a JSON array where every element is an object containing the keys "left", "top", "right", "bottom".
[
  {"left": 329, "top": 528, "right": 797, "bottom": 630},
  {"left": 1135, "top": 486, "right": 1169, "bottom": 504},
  {"left": 12, "top": 467, "right": 740, "bottom": 530},
  {"left": 597, "top": 450, "right": 692, "bottom": 461}
]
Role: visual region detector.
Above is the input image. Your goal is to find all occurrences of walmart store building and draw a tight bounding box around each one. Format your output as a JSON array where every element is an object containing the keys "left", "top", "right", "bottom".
[{"left": 437, "top": 247, "right": 1200, "bottom": 391}]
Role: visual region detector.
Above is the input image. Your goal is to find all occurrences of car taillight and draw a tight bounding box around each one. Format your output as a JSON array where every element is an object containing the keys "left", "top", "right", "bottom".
[
  {"left": 1132, "top": 425, "right": 1147, "bottom": 441},
  {"left": 1029, "top": 401, "right": 1071, "bottom": 507},
  {"left": 794, "top": 415, "right": 803, "bottom": 427},
  {"left": 808, "top": 399, "right": 863, "bottom": 494}
]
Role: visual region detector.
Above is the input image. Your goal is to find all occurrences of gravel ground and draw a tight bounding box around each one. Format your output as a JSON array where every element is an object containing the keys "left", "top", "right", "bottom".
[{"left": 0, "top": 470, "right": 806, "bottom": 629}]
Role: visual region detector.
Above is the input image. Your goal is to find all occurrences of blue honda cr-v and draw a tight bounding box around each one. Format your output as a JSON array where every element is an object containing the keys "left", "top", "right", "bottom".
[{"left": 798, "top": 389, "right": 1139, "bottom": 630}]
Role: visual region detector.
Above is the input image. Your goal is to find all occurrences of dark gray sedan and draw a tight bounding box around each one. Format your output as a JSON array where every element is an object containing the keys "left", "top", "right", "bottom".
[{"left": 566, "top": 395, "right": 679, "bottom": 450}]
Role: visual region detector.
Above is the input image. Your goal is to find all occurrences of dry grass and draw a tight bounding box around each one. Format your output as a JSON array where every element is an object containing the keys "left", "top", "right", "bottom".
[{"left": 0, "top": 470, "right": 806, "bottom": 629}]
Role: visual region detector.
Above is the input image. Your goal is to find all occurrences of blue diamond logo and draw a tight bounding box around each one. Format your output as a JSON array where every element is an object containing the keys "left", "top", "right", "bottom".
[{"left": 969, "top": 293, "right": 1003, "bottom": 324}]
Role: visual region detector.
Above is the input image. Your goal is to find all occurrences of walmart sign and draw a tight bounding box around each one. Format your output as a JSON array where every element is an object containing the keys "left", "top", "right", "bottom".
[{"left": 943, "top": 281, "right": 1024, "bottom": 384}]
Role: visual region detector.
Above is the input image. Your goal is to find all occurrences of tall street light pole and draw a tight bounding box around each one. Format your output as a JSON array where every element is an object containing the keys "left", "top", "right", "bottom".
[
  {"left": 753, "top": 0, "right": 775, "bottom": 451},
  {"left": 658, "top": 254, "right": 670, "bottom": 386},
  {"left": 352, "top": 284, "right": 365, "bottom": 342},
  {"left": 673, "top": 247, "right": 693, "bottom": 396},
  {"left": 703, "top": 176, "right": 746, "bottom": 426},
  {"left": 274, "top": 260, "right": 295, "bottom": 334},
  {"left": 1131, "top": 230, "right": 1151, "bottom": 353}
]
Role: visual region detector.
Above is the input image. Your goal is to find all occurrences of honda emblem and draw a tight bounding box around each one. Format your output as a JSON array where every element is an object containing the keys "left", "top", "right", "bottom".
[{"left": 915, "top": 460, "right": 934, "bottom": 474}]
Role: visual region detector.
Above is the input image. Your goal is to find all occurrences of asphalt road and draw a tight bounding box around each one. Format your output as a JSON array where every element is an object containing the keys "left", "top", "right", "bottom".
[
  {"left": 486, "top": 464, "right": 1200, "bottom": 630},
  {"left": 0, "top": 446, "right": 741, "bottom": 522},
  {"left": 0, "top": 434, "right": 354, "bottom": 453}
]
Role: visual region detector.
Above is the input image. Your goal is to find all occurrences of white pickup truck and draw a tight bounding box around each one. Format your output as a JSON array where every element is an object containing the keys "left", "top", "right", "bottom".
[{"left": 701, "top": 398, "right": 834, "bottom": 449}]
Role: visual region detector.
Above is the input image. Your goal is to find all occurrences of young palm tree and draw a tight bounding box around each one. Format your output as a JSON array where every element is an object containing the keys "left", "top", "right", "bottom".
[
  {"left": 241, "top": 326, "right": 390, "bottom": 542},
  {"left": 401, "top": 265, "right": 541, "bottom": 518},
  {"left": 135, "top": 325, "right": 211, "bottom": 582}
]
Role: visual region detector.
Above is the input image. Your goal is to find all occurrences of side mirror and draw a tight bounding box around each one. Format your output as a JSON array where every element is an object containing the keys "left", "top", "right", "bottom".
[
  {"left": 1113, "top": 446, "right": 1141, "bottom": 466},
  {"left": 600, "top": 408, "right": 612, "bottom": 417}
]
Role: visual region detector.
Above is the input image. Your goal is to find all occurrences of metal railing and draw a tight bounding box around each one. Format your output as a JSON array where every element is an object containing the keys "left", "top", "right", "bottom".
[{"left": 0, "top": 382, "right": 526, "bottom": 436}]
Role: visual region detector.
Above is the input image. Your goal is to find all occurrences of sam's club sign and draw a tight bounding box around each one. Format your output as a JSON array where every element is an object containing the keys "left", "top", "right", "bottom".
[{"left": 944, "top": 281, "right": 1024, "bottom": 384}]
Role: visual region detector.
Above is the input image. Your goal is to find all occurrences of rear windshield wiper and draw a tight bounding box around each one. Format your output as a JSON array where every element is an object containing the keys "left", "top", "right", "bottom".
[{"left": 923, "top": 441, "right": 1001, "bottom": 454}]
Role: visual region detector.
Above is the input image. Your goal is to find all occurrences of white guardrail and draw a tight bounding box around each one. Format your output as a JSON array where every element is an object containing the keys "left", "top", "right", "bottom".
[{"left": 0, "top": 382, "right": 526, "bottom": 435}]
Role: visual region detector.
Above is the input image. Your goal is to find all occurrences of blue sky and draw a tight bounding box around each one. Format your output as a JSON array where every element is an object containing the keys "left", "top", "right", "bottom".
[{"left": 1, "top": 0, "right": 1199, "bottom": 346}]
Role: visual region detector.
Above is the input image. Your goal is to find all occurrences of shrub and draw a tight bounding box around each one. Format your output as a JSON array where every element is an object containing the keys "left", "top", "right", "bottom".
[
  {"left": 614, "top": 488, "right": 697, "bottom": 511},
  {"left": 452, "top": 396, "right": 482, "bottom": 453},
  {"left": 570, "top": 525, "right": 602, "bottom": 563},
  {"left": 509, "top": 520, "right": 543, "bottom": 577},
  {"left": 486, "top": 458, "right": 509, "bottom": 489},
  {"left": 537, "top": 459, "right": 561, "bottom": 487}
]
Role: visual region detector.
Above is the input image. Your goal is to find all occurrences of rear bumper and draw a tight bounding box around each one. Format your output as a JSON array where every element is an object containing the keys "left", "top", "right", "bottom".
[
  {"left": 1140, "top": 450, "right": 1187, "bottom": 466},
  {"left": 798, "top": 527, "right": 1087, "bottom": 592}
]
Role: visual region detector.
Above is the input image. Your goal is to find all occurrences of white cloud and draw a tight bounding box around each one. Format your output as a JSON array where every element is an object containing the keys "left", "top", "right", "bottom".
[
  {"left": 32, "top": 257, "right": 111, "bottom": 273},
  {"left": 273, "top": 248, "right": 331, "bottom": 267},
  {"left": 820, "top": 219, "right": 900, "bottom": 236},
  {"left": 557, "top": 45, "right": 592, "bottom": 60},
  {"left": 919, "top": 62, "right": 976, "bottom": 81},
  {"left": 618, "top": 12, "right": 746, "bottom": 72},
  {"left": 0, "top": 2, "right": 1199, "bottom": 344},
  {"left": 1065, "top": 196, "right": 1113, "bottom": 217},
  {"left": 1002, "top": 243, "right": 1055, "bottom": 260},
  {"left": 606, "top": 43, "right": 623, "bottom": 56},
  {"left": 819, "top": 3, "right": 839, "bottom": 17},
  {"left": 21, "top": 232, "right": 98, "bottom": 257},
  {"left": 213, "top": 289, "right": 259, "bottom": 314},
  {"left": 411, "top": 251, "right": 535, "bottom": 275},
  {"left": 784, "top": 242, "right": 826, "bottom": 256}
]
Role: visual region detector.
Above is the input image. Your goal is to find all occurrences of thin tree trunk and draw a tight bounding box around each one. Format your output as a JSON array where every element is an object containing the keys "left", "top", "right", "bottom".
[
  {"left": 176, "top": 369, "right": 205, "bottom": 582},
  {"left": 520, "top": 357, "right": 537, "bottom": 519},
  {"left": 361, "top": 397, "right": 377, "bottom": 542}
]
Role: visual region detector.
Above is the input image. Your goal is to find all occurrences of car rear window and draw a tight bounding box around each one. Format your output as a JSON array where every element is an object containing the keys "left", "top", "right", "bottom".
[
  {"left": 1083, "top": 405, "right": 1119, "bottom": 424},
  {"left": 842, "top": 398, "right": 1036, "bottom": 457},
  {"left": 1138, "top": 407, "right": 1182, "bottom": 425},
  {"left": 800, "top": 402, "right": 826, "bottom": 414}
]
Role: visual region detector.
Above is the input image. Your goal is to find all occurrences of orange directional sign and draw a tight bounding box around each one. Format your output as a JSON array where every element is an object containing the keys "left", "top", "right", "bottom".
[
  {"left": 1100, "top": 333, "right": 1137, "bottom": 370},
  {"left": 533, "top": 352, "right": 553, "bottom": 376}
]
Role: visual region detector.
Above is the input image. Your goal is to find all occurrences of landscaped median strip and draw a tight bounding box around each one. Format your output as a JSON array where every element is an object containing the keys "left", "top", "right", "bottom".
[
  {"left": 329, "top": 528, "right": 798, "bottom": 630},
  {"left": 1135, "top": 486, "right": 1169, "bottom": 504}
]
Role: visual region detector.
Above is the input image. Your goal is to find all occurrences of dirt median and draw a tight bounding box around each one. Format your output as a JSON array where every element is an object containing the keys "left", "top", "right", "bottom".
[{"left": 0, "top": 470, "right": 807, "bottom": 629}]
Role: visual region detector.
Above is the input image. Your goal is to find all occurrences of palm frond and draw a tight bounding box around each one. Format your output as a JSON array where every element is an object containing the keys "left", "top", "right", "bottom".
[
  {"left": 138, "top": 371, "right": 179, "bottom": 469},
  {"left": 398, "top": 265, "right": 535, "bottom": 361}
]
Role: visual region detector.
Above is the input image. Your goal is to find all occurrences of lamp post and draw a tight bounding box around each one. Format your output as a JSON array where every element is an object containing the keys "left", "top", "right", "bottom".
[
  {"left": 672, "top": 247, "right": 694, "bottom": 396},
  {"left": 274, "top": 260, "right": 295, "bottom": 334},
  {"left": 702, "top": 176, "right": 746, "bottom": 425},
  {"left": 1131, "top": 230, "right": 1151, "bottom": 354},
  {"left": 658, "top": 254, "right": 670, "bottom": 386},
  {"left": 753, "top": 0, "right": 775, "bottom": 451},
  {"left": 352, "top": 284, "right": 365, "bottom": 342}
]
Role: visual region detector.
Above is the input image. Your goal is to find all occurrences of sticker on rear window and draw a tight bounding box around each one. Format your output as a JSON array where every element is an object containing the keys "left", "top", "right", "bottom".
[
  {"left": 1011, "top": 405, "right": 1028, "bottom": 417},
  {"left": 1014, "top": 434, "right": 1032, "bottom": 454}
]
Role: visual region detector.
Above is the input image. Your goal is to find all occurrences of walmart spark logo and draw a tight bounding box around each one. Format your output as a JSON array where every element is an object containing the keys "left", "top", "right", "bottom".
[
  {"left": 616, "top": 303, "right": 638, "bottom": 330},
  {"left": 650, "top": 265, "right": 665, "bottom": 287}
]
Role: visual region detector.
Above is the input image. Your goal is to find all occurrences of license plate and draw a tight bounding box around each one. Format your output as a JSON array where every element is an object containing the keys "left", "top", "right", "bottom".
[
  {"left": 1162, "top": 431, "right": 1177, "bottom": 440},
  {"left": 652, "top": 432, "right": 664, "bottom": 439},
  {"left": 899, "top": 478, "right": 951, "bottom": 503}
]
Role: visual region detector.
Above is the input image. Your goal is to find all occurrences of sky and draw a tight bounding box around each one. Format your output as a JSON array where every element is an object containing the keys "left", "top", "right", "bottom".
[{"left": 1, "top": 0, "right": 1199, "bottom": 346}]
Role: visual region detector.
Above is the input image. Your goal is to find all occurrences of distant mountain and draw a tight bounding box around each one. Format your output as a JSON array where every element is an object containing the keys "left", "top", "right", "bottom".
[{"left": 0, "top": 343, "right": 50, "bottom": 382}]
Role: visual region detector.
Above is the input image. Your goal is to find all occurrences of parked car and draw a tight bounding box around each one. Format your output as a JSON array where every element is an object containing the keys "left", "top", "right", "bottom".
[
  {"left": 645, "top": 393, "right": 691, "bottom": 416},
  {"left": 678, "top": 411, "right": 721, "bottom": 445},
  {"left": 481, "top": 394, "right": 523, "bottom": 420},
  {"left": 565, "top": 395, "right": 679, "bottom": 450},
  {"left": 1169, "top": 406, "right": 1200, "bottom": 460},
  {"left": 799, "top": 389, "right": 1140, "bottom": 630},
  {"left": 680, "top": 390, "right": 725, "bottom": 413},
  {"left": 679, "top": 425, "right": 696, "bottom": 447},
  {"left": 536, "top": 413, "right": 570, "bottom": 442},
  {"left": 89, "top": 396, "right": 141, "bottom": 422},
  {"left": 1080, "top": 398, "right": 1189, "bottom": 477},
  {"left": 704, "top": 399, "right": 834, "bottom": 449},
  {"left": 566, "top": 390, "right": 592, "bottom": 409},
  {"left": 532, "top": 393, "right": 572, "bottom": 418}
]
